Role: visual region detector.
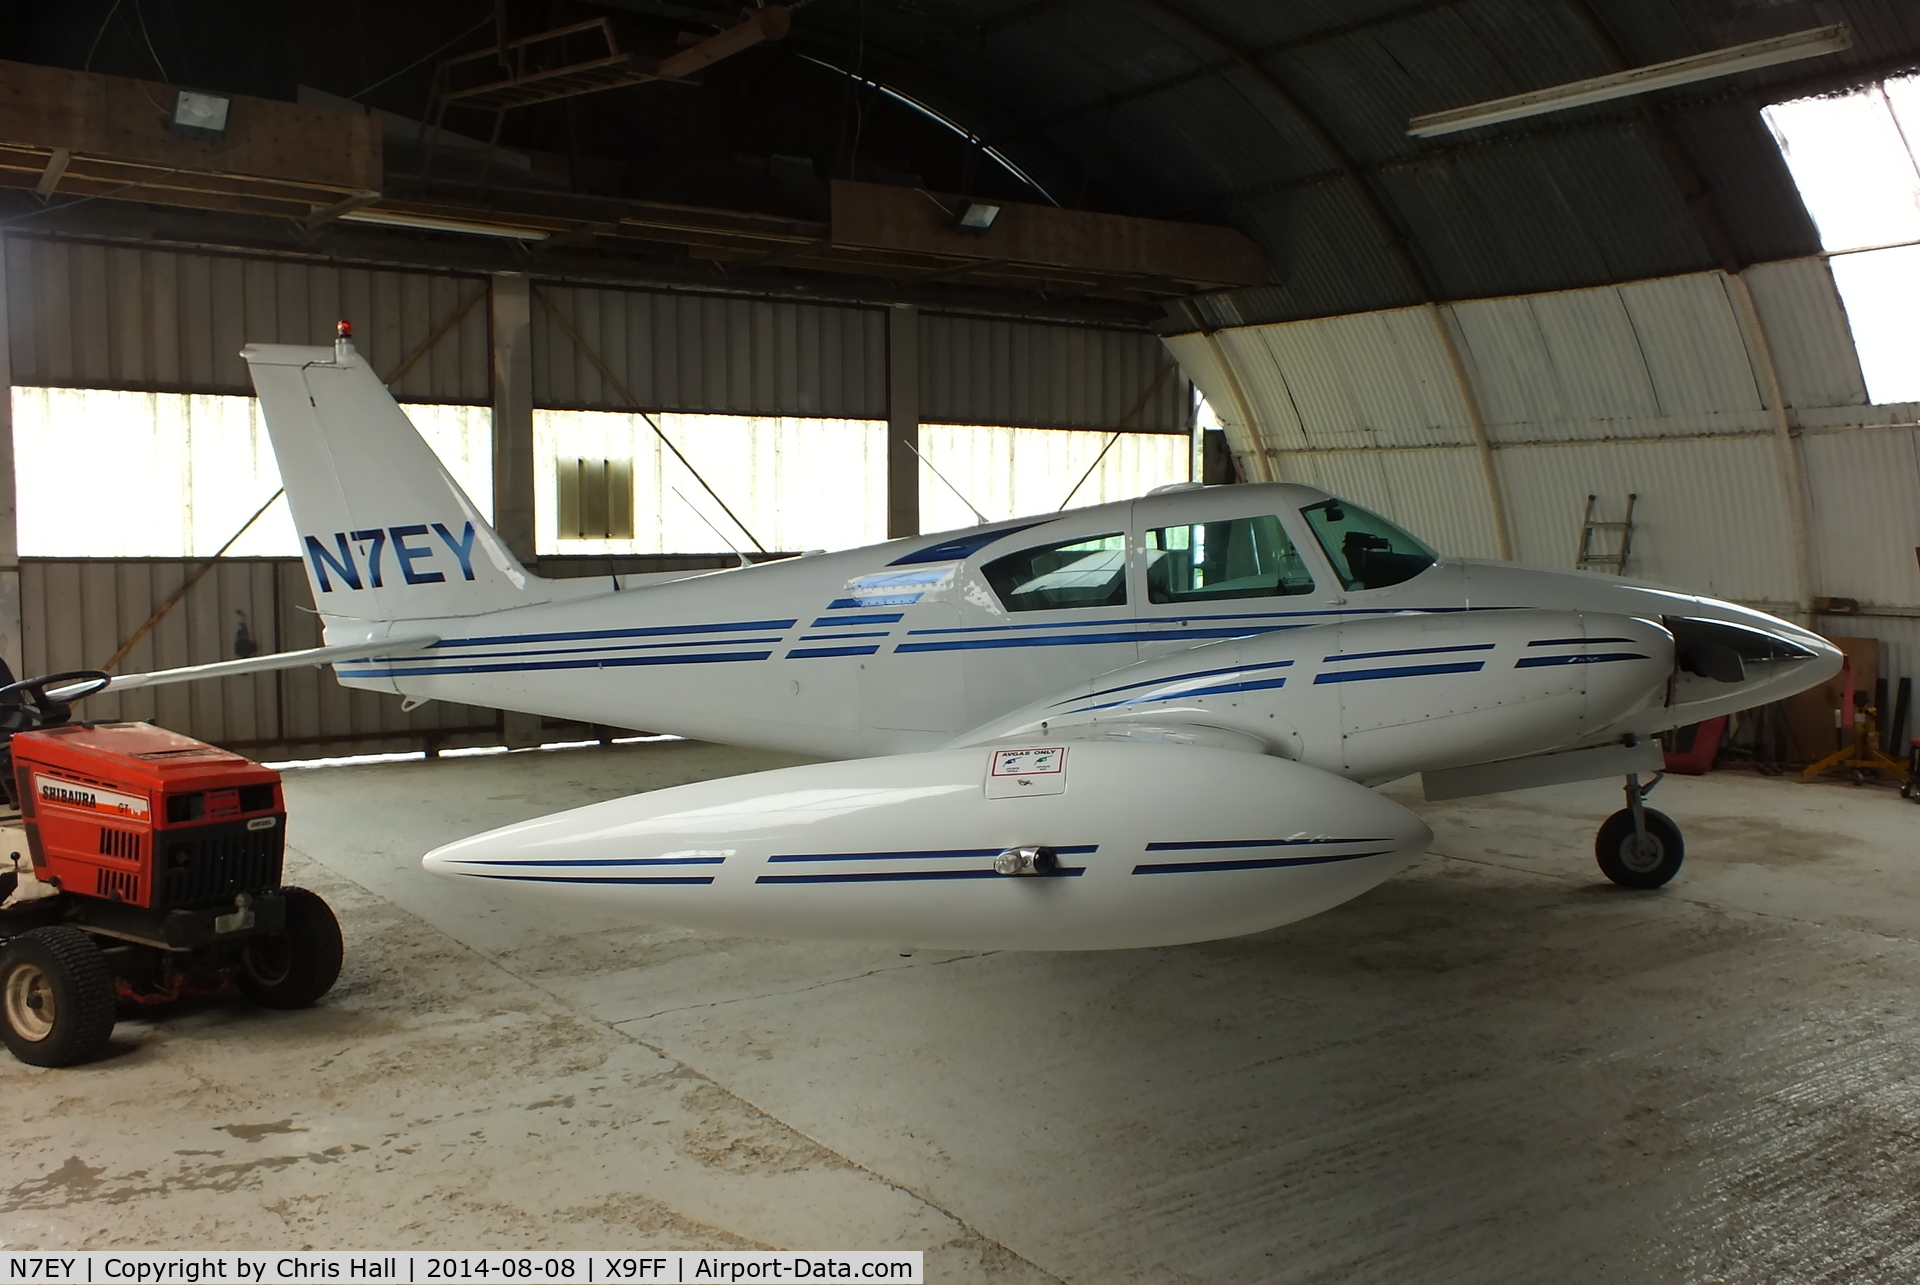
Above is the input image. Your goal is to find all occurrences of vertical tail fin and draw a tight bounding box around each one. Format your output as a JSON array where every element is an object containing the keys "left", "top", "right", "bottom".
[{"left": 244, "top": 334, "right": 539, "bottom": 622}]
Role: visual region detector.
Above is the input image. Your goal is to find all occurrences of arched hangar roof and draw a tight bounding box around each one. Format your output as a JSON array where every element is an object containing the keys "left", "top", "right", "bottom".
[{"left": 732, "top": 0, "right": 1920, "bottom": 325}]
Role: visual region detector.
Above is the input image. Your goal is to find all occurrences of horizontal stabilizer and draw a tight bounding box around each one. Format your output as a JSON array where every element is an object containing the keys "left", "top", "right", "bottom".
[{"left": 56, "top": 637, "right": 441, "bottom": 701}]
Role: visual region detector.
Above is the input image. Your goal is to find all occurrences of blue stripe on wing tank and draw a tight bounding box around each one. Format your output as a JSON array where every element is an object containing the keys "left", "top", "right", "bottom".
[
  {"left": 437, "top": 851, "right": 728, "bottom": 886},
  {"left": 786, "top": 644, "right": 881, "bottom": 659},
  {"left": 1133, "top": 837, "right": 1398, "bottom": 875},
  {"left": 756, "top": 844, "right": 1096, "bottom": 883}
]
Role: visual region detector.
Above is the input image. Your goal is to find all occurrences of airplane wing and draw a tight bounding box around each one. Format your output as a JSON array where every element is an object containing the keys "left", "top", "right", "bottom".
[{"left": 49, "top": 636, "right": 441, "bottom": 701}]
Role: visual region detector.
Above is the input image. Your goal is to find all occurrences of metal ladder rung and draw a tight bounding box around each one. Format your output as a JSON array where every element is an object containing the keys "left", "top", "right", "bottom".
[{"left": 1576, "top": 493, "right": 1637, "bottom": 574}]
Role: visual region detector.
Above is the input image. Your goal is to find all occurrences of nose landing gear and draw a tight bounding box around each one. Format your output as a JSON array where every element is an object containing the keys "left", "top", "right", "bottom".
[{"left": 1595, "top": 772, "right": 1684, "bottom": 888}]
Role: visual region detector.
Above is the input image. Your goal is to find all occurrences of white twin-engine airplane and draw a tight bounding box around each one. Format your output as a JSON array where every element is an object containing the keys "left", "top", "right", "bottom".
[{"left": 86, "top": 328, "right": 1839, "bottom": 951}]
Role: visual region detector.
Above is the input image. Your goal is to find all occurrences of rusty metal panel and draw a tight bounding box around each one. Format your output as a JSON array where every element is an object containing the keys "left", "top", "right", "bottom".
[
  {"left": 919, "top": 315, "right": 1187, "bottom": 432},
  {"left": 4, "top": 238, "right": 490, "bottom": 402},
  {"left": 18, "top": 557, "right": 499, "bottom": 756},
  {"left": 531, "top": 283, "right": 886, "bottom": 419}
]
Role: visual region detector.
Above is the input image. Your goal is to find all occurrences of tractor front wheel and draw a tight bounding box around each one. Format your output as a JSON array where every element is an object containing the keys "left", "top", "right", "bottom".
[{"left": 0, "top": 926, "right": 116, "bottom": 1067}]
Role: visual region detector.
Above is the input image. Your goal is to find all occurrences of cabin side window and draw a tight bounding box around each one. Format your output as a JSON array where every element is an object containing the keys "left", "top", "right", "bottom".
[
  {"left": 983, "top": 533, "right": 1129, "bottom": 612},
  {"left": 1300, "top": 499, "right": 1438, "bottom": 591},
  {"left": 1145, "top": 515, "right": 1316, "bottom": 604}
]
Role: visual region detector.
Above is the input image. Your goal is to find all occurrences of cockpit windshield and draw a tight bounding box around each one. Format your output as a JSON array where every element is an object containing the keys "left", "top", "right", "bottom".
[{"left": 1300, "top": 499, "right": 1438, "bottom": 591}]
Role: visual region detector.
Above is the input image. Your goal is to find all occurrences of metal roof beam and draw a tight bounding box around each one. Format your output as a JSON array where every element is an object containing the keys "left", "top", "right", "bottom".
[
  {"left": 1025, "top": 0, "right": 1466, "bottom": 138},
  {"left": 1131, "top": 0, "right": 1436, "bottom": 303},
  {"left": 1561, "top": 0, "right": 1741, "bottom": 274}
]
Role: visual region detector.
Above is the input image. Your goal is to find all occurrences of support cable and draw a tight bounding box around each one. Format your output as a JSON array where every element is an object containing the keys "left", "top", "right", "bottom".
[{"left": 532, "top": 285, "right": 768, "bottom": 552}]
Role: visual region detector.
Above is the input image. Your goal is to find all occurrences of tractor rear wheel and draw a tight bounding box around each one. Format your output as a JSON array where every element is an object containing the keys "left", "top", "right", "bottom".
[
  {"left": 236, "top": 887, "right": 343, "bottom": 1010},
  {"left": 0, "top": 926, "right": 116, "bottom": 1066}
]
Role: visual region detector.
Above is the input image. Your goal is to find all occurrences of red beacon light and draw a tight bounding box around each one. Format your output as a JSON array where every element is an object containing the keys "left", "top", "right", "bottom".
[
  {"left": 333, "top": 318, "right": 355, "bottom": 361},
  {"left": 336, "top": 319, "right": 352, "bottom": 339}
]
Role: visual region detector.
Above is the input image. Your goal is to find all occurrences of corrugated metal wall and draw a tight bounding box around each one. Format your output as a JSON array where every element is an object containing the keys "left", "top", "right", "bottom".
[
  {"left": 5, "top": 239, "right": 491, "bottom": 404},
  {"left": 4, "top": 235, "right": 1183, "bottom": 754},
  {"left": 531, "top": 284, "right": 888, "bottom": 419},
  {"left": 6, "top": 237, "right": 1181, "bottom": 429},
  {"left": 527, "top": 285, "right": 1186, "bottom": 432},
  {"left": 19, "top": 559, "right": 502, "bottom": 757},
  {"left": 1166, "top": 255, "right": 1920, "bottom": 688},
  {"left": 920, "top": 315, "right": 1189, "bottom": 431}
]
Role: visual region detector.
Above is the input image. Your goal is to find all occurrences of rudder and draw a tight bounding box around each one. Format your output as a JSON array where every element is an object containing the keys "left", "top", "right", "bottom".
[{"left": 244, "top": 330, "right": 538, "bottom": 622}]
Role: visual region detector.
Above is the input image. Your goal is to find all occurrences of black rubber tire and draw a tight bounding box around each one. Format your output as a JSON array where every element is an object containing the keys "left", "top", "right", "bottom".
[
  {"left": 235, "top": 887, "right": 343, "bottom": 1010},
  {"left": 0, "top": 926, "right": 117, "bottom": 1067},
  {"left": 1595, "top": 807, "right": 1685, "bottom": 889}
]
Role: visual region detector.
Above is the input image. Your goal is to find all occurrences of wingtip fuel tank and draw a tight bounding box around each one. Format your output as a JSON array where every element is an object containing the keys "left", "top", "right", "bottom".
[{"left": 423, "top": 741, "right": 1433, "bottom": 951}]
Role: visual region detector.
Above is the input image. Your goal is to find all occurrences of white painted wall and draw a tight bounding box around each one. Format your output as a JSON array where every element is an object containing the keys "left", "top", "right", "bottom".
[{"left": 1165, "top": 258, "right": 1920, "bottom": 689}]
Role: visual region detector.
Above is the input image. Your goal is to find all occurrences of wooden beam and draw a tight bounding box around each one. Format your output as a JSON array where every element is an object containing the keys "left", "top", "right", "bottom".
[
  {"left": 302, "top": 190, "right": 382, "bottom": 230},
  {"left": 830, "top": 180, "right": 1267, "bottom": 286},
  {"left": 0, "top": 58, "right": 380, "bottom": 194},
  {"left": 656, "top": 6, "right": 792, "bottom": 80}
]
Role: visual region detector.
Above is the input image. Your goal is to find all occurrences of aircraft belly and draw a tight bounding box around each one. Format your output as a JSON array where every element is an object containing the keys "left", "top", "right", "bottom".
[{"left": 423, "top": 741, "right": 1433, "bottom": 951}]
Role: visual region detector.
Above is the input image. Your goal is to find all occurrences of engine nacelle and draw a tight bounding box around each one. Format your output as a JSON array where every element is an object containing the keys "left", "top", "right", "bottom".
[
  {"left": 422, "top": 741, "right": 1433, "bottom": 951},
  {"left": 958, "top": 609, "right": 1675, "bottom": 784}
]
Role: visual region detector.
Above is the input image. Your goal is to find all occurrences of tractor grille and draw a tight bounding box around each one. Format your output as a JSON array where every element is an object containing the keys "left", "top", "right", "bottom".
[
  {"left": 95, "top": 867, "right": 140, "bottom": 903},
  {"left": 155, "top": 820, "right": 285, "bottom": 910},
  {"left": 99, "top": 827, "right": 142, "bottom": 861}
]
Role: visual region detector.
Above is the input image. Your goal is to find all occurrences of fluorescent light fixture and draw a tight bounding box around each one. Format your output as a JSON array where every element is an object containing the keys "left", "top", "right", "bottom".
[
  {"left": 1407, "top": 23, "right": 1852, "bottom": 138},
  {"left": 169, "top": 89, "right": 232, "bottom": 142},
  {"left": 955, "top": 200, "right": 1002, "bottom": 234},
  {"left": 339, "top": 208, "right": 551, "bottom": 241}
]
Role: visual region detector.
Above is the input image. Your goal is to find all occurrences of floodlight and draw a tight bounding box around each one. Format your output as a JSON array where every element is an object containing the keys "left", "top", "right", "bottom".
[
  {"left": 955, "top": 200, "right": 1002, "bottom": 234},
  {"left": 170, "top": 89, "right": 232, "bottom": 142},
  {"left": 1407, "top": 24, "right": 1852, "bottom": 138}
]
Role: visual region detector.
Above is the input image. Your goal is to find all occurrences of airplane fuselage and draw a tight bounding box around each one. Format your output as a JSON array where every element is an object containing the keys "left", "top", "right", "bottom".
[{"left": 328, "top": 481, "right": 1830, "bottom": 773}]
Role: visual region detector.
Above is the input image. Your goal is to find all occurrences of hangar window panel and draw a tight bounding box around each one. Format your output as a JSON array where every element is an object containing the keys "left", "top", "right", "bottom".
[
  {"left": 983, "top": 534, "right": 1129, "bottom": 613},
  {"left": 533, "top": 410, "right": 885, "bottom": 556},
  {"left": 1763, "top": 74, "right": 1920, "bottom": 404},
  {"left": 10, "top": 389, "right": 490, "bottom": 558},
  {"left": 1146, "top": 516, "right": 1315, "bottom": 603},
  {"left": 917, "top": 424, "right": 1190, "bottom": 533}
]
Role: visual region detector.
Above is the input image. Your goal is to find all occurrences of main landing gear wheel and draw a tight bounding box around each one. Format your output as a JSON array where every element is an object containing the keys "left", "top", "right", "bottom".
[
  {"left": 236, "top": 887, "right": 344, "bottom": 1010},
  {"left": 0, "top": 926, "right": 117, "bottom": 1067},
  {"left": 1595, "top": 806, "right": 1685, "bottom": 888}
]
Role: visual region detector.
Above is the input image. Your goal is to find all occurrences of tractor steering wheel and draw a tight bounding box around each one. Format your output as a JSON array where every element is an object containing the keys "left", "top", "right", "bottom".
[{"left": 0, "top": 670, "right": 112, "bottom": 733}]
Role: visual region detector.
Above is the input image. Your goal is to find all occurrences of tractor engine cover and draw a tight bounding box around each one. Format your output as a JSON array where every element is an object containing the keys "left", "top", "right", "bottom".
[{"left": 10, "top": 722, "right": 285, "bottom": 911}]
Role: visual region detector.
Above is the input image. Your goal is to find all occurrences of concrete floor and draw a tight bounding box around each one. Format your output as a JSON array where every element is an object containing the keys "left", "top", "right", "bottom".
[{"left": 3, "top": 740, "right": 1917, "bottom": 1283}]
